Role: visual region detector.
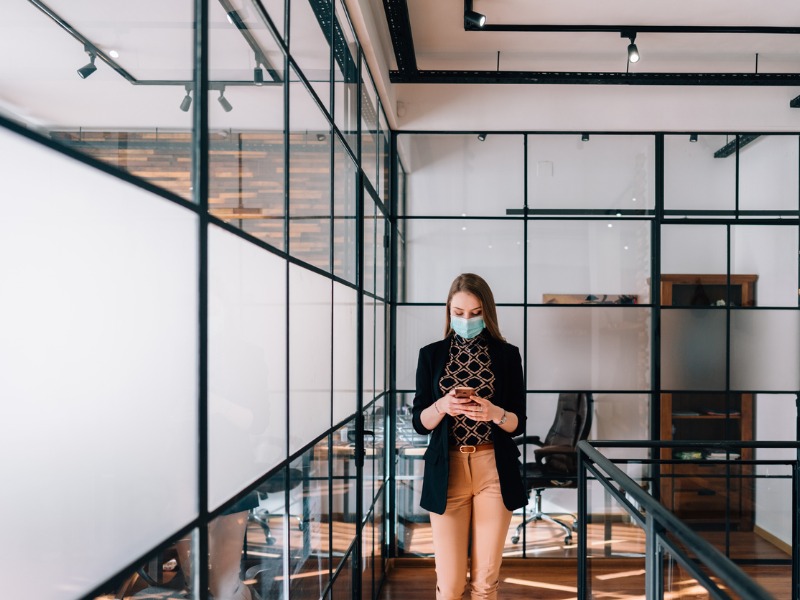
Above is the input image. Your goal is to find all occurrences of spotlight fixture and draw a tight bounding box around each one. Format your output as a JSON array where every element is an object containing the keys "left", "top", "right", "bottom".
[
  {"left": 622, "top": 31, "right": 640, "bottom": 63},
  {"left": 477, "top": 132, "right": 487, "bottom": 141},
  {"left": 77, "top": 46, "right": 97, "bottom": 79},
  {"left": 254, "top": 65, "right": 264, "bottom": 85},
  {"left": 689, "top": 133, "right": 698, "bottom": 143},
  {"left": 464, "top": 0, "right": 486, "bottom": 28},
  {"left": 180, "top": 87, "right": 192, "bottom": 112},
  {"left": 581, "top": 133, "right": 590, "bottom": 142},
  {"left": 218, "top": 88, "right": 233, "bottom": 112},
  {"left": 316, "top": 133, "right": 326, "bottom": 142}
]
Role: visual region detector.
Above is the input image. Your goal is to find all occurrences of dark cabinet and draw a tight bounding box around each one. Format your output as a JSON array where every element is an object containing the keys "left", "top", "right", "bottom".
[{"left": 659, "top": 274, "right": 757, "bottom": 530}]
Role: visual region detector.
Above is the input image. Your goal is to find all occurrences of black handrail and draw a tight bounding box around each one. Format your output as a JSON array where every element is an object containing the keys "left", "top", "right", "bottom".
[{"left": 578, "top": 440, "right": 782, "bottom": 600}]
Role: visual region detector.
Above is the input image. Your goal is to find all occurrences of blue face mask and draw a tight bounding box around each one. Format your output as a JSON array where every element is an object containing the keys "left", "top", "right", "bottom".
[{"left": 451, "top": 315, "right": 485, "bottom": 339}]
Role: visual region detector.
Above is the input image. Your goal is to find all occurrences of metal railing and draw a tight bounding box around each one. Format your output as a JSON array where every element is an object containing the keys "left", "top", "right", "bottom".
[{"left": 577, "top": 440, "right": 800, "bottom": 600}]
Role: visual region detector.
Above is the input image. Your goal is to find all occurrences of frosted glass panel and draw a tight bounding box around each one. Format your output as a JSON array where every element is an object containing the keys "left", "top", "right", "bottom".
[
  {"left": 0, "top": 128, "right": 197, "bottom": 600},
  {"left": 403, "top": 219, "right": 524, "bottom": 303},
  {"left": 661, "top": 309, "right": 726, "bottom": 390},
  {"left": 404, "top": 134, "right": 524, "bottom": 216},
  {"left": 289, "top": 265, "right": 332, "bottom": 454},
  {"left": 528, "top": 220, "right": 651, "bottom": 304},
  {"left": 731, "top": 311, "right": 800, "bottom": 391},
  {"left": 363, "top": 296, "right": 376, "bottom": 401},
  {"left": 664, "top": 134, "right": 735, "bottom": 212},
  {"left": 396, "top": 306, "right": 443, "bottom": 390},
  {"left": 739, "top": 135, "right": 799, "bottom": 212},
  {"left": 333, "top": 283, "right": 358, "bottom": 424},
  {"left": 527, "top": 134, "right": 655, "bottom": 211},
  {"left": 733, "top": 226, "right": 798, "bottom": 307},
  {"left": 661, "top": 225, "right": 727, "bottom": 275},
  {"left": 376, "top": 301, "right": 386, "bottom": 394},
  {"left": 527, "top": 307, "right": 650, "bottom": 390},
  {"left": 209, "top": 227, "right": 287, "bottom": 510}
]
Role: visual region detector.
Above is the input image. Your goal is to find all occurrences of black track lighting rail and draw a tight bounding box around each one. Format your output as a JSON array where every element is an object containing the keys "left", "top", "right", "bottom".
[
  {"left": 381, "top": 0, "right": 418, "bottom": 74},
  {"left": 389, "top": 70, "right": 800, "bottom": 86}
]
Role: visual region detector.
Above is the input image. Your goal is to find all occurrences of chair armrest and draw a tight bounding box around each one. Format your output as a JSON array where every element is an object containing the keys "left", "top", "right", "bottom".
[
  {"left": 514, "top": 435, "right": 543, "bottom": 447},
  {"left": 534, "top": 445, "right": 576, "bottom": 466}
]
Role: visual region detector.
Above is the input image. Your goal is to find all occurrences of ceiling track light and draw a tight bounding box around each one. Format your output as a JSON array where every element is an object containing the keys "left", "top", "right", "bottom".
[
  {"left": 77, "top": 46, "right": 97, "bottom": 79},
  {"left": 254, "top": 65, "right": 264, "bottom": 85},
  {"left": 180, "top": 86, "right": 193, "bottom": 112},
  {"left": 464, "top": 0, "right": 486, "bottom": 29},
  {"left": 622, "top": 31, "right": 640, "bottom": 64},
  {"left": 477, "top": 132, "right": 487, "bottom": 141},
  {"left": 689, "top": 133, "right": 698, "bottom": 143},
  {"left": 218, "top": 87, "right": 233, "bottom": 112},
  {"left": 581, "top": 133, "right": 590, "bottom": 142}
]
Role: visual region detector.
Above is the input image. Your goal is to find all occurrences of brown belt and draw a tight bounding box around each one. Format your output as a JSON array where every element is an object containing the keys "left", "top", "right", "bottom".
[{"left": 451, "top": 443, "right": 494, "bottom": 454}]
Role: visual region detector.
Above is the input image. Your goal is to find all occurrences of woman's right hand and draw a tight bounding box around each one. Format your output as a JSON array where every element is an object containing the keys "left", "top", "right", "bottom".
[{"left": 434, "top": 390, "right": 473, "bottom": 416}]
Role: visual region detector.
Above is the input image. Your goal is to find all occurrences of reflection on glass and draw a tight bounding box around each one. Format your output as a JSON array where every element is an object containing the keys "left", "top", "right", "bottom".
[
  {"left": 363, "top": 196, "right": 377, "bottom": 295},
  {"left": 334, "top": 135, "right": 358, "bottom": 282},
  {"left": 331, "top": 421, "right": 358, "bottom": 575},
  {"left": 373, "top": 493, "right": 385, "bottom": 591},
  {"left": 664, "top": 134, "right": 735, "bottom": 213},
  {"left": 361, "top": 512, "right": 374, "bottom": 600},
  {"left": 731, "top": 310, "right": 800, "bottom": 391},
  {"left": 331, "top": 551, "right": 354, "bottom": 600},
  {"left": 661, "top": 308, "right": 726, "bottom": 391},
  {"left": 739, "top": 135, "right": 800, "bottom": 212},
  {"left": 527, "top": 307, "right": 650, "bottom": 391},
  {"left": 290, "top": 0, "right": 332, "bottom": 109},
  {"left": 376, "top": 216, "right": 387, "bottom": 300},
  {"left": 361, "top": 66, "right": 379, "bottom": 189},
  {"left": 375, "top": 301, "right": 386, "bottom": 394},
  {"left": 333, "top": 282, "right": 358, "bottom": 424},
  {"left": 361, "top": 403, "right": 375, "bottom": 508},
  {"left": 403, "top": 219, "right": 525, "bottom": 303},
  {"left": 290, "top": 440, "right": 331, "bottom": 599},
  {"left": 527, "top": 134, "right": 655, "bottom": 211},
  {"left": 290, "top": 68, "right": 332, "bottom": 271},
  {"left": 248, "top": 469, "right": 290, "bottom": 600},
  {"left": 334, "top": 0, "right": 359, "bottom": 152},
  {"left": 528, "top": 220, "right": 651, "bottom": 304},
  {"left": 378, "top": 110, "right": 391, "bottom": 202},
  {"left": 403, "top": 134, "right": 524, "bottom": 216},
  {"left": 395, "top": 393, "right": 431, "bottom": 556}
]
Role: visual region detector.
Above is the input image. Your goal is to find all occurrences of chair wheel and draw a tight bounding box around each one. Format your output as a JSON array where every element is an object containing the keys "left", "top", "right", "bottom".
[
  {"left": 267, "top": 536, "right": 276, "bottom": 545},
  {"left": 511, "top": 536, "right": 519, "bottom": 544},
  {"left": 564, "top": 537, "right": 572, "bottom": 545}
]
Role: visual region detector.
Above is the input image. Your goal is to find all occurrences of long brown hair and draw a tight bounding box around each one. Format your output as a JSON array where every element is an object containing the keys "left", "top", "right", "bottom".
[{"left": 443, "top": 273, "right": 505, "bottom": 341}]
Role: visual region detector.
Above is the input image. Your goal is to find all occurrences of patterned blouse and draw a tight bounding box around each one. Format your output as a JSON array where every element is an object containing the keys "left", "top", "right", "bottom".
[{"left": 438, "top": 331, "right": 495, "bottom": 446}]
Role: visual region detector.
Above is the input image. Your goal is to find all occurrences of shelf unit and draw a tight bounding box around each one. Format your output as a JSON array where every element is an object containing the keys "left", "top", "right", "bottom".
[{"left": 659, "top": 274, "right": 757, "bottom": 530}]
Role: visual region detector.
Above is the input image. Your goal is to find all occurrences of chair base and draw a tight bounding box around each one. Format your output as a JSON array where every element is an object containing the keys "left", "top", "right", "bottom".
[{"left": 512, "top": 488, "right": 576, "bottom": 545}]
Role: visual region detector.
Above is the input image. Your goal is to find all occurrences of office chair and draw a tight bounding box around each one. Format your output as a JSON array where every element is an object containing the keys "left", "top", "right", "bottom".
[
  {"left": 512, "top": 392, "right": 593, "bottom": 545},
  {"left": 251, "top": 468, "right": 305, "bottom": 544}
]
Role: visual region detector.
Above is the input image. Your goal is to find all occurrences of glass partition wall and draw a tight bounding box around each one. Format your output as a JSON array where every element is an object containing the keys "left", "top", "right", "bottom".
[
  {"left": 394, "top": 133, "right": 800, "bottom": 569},
  {"left": 0, "top": 2, "right": 388, "bottom": 600}
]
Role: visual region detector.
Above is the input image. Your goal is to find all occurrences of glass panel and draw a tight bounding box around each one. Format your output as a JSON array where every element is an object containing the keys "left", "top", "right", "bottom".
[
  {"left": 289, "top": 265, "right": 332, "bottom": 455},
  {"left": 88, "top": 530, "right": 195, "bottom": 600},
  {"left": 209, "top": 5, "right": 286, "bottom": 249},
  {"left": 661, "top": 224, "right": 728, "bottom": 275},
  {"left": 733, "top": 225, "right": 799, "bottom": 307},
  {"left": 731, "top": 310, "right": 800, "bottom": 391},
  {"left": 372, "top": 396, "right": 387, "bottom": 499},
  {"left": 664, "top": 134, "right": 736, "bottom": 213},
  {"left": 363, "top": 296, "right": 376, "bottom": 401},
  {"left": 528, "top": 220, "right": 651, "bottom": 305},
  {"left": 1, "top": 2, "right": 194, "bottom": 200},
  {"left": 361, "top": 65, "right": 379, "bottom": 189},
  {"left": 373, "top": 492, "right": 385, "bottom": 592},
  {"left": 331, "top": 551, "right": 354, "bottom": 600},
  {"left": 257, "top": 0, "right": 285, "bottom": 40},
  {"left": 403, "top": 134, "right": 524, "bottom": 216},
  {"left": 248, "top": 469, "right": 289, "bottom": 600},
  {"left": 527, "top": 307, "right": 650, "bottom": 391},
  {"left": 0, "top": 128, "right": 198, "bottom": 600},
  {"left": 290, "top": 69, "right": 332, "bottom": 271},
  {"left": 403, "top": 219, "right": 525, "bottom": 303},
  {"left": 209, "top": 226, "right": 287, "bottom": 510},
  {"left": 376, "top": 301, "right": 386, "bottom": 395},
  {"left": 527, "top": 134, "right": 655, "bottom": 211},
  {"left": 739, "top": 135, "right": 799, "bottom": 212},
  {"left": 376, "top": 215, "right": 387, "bottom": 300},
  {"left": 398, "top": 160, "right": 407, "bottom": 218},
  {"left": 361, "top": 514, "right": 374, "bottom": 600},
  {"left": 333, "top": 282, "right": 358, "bottom": 424},
  {"left": 333, "top": 134, "right": 358, "bottom": 283},
  {"left": 363, "top": 195, "right": 377, "bottom": 295},
  {"left": 362, "top": 404, "right": 374, "bottom": 515},
  {"left": 661, "top": 308, "right": 726, "bottom": 390},
  {"left": 378, "top": 109, "right": 391, "bottom": 203},
  {"left": 290, "top": 0, "right": 331, "bottom": 110},
  {"left": 334, "top": 0, "right": 359, "bottom": 152},
  {"left": 290, "top": 440, "right": 331, "bottom": 598},
  {"left": 331, "top": 421, "right": 357, "bottom": 573}
]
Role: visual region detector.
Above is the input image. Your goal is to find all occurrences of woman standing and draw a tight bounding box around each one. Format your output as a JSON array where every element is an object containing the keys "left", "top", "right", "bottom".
[{"left": 412, "top": 273, "right": 526, "bottom": 600}]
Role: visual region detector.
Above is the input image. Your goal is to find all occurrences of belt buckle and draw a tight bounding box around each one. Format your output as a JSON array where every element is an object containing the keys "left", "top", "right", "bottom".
[{"left": 459, "top": 445, "right": 476, "bottom": 454}]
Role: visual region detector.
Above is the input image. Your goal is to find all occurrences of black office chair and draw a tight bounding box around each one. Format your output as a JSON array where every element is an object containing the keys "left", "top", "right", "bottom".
[{"left": 512, "top": 392, "right": 593, "bottom": 545}]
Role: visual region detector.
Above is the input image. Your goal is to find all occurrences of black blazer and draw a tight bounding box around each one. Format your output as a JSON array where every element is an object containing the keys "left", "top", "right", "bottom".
[{"left": 411, "top": 333, "right": 527, "bottom": 515}]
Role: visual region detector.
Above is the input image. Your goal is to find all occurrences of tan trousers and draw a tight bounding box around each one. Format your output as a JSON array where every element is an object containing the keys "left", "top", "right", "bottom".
[{"left": 429, "top": 449, "right": 512, "bottom": 600}]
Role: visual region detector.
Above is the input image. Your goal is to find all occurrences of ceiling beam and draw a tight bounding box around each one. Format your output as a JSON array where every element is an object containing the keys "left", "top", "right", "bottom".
[{"left": 389, "top": 70, "right": 800, "bottom": 86}]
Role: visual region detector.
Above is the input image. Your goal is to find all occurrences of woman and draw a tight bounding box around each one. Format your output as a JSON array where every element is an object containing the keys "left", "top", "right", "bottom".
[{"left": 412, "top": 273, "right": 526, "bottom": 600}]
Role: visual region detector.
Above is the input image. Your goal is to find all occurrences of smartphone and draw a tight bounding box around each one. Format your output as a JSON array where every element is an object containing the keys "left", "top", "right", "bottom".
[{"left": 453, "top": 386, "right": 475, "bottom": 398}]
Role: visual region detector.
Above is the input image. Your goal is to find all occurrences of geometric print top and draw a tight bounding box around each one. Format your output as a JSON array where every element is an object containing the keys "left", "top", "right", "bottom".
[{"left": 438, "top": 331, "right": 495, "bottom": 446}]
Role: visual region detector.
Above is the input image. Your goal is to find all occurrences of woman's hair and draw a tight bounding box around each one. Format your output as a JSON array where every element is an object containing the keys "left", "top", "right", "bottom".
[{"left": 443, "top": 273, "right": 504, "bottom": 340}]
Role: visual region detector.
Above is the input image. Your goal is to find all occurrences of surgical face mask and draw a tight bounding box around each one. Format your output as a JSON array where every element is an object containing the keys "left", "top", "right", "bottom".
[{"left": 451, "top": 315, "right": 485, "bottom": 339}]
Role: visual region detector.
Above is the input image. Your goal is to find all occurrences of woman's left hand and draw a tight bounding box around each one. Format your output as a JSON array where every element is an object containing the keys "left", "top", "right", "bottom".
[{"left": 462, "top": 394, "right": 502, "bottom": 423}]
